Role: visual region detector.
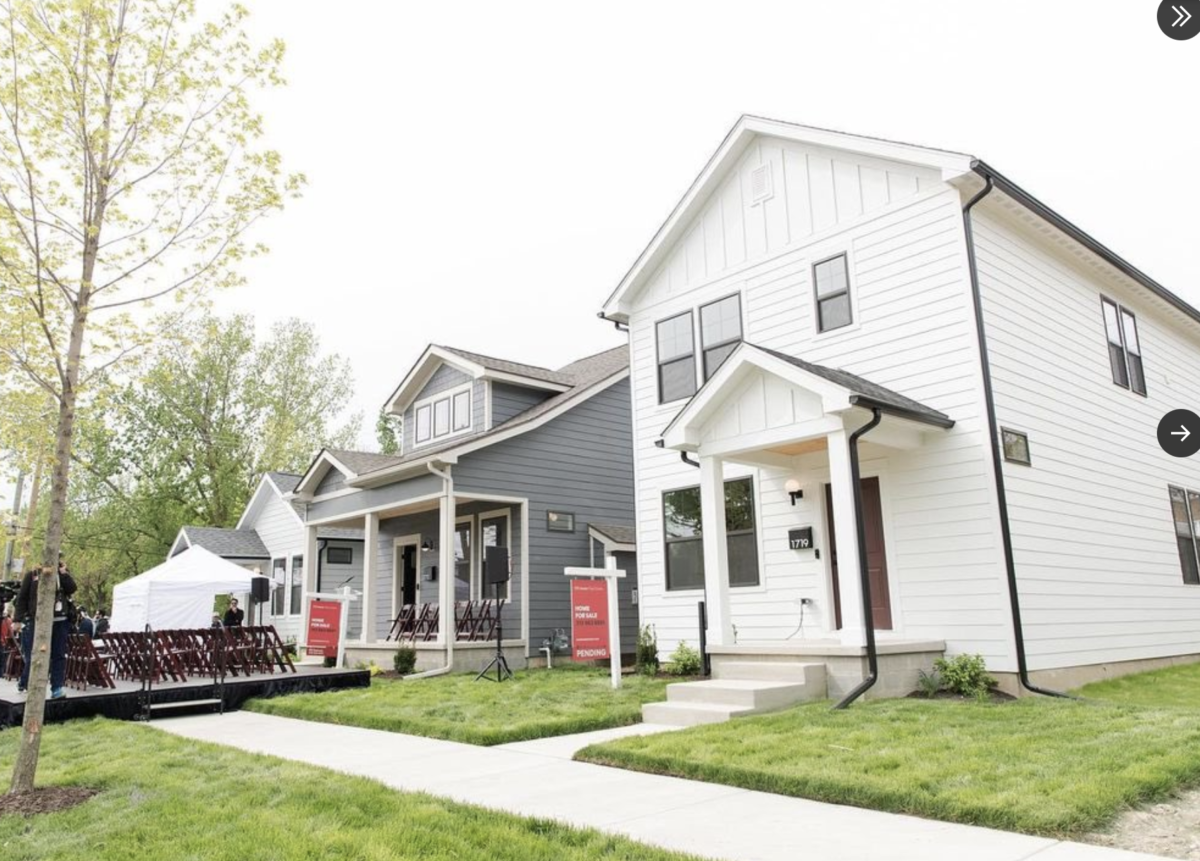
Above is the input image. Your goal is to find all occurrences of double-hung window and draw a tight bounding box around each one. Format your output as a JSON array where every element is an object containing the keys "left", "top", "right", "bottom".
[
  {"left": 413, "top": 384, "right": 473, "bottom": 446},
  {"left": 663, "top": 477, "right": 760, "bottom": 591},
  {"left": 700, "top": 295, "right": 743, "bottom": 381},
  {"left": 290, "top": 556, "right": 303, "bottom": 615},
  {"left": 657, "top": 312, "right": 697, "bottom": 403},
  {"left": 814, "top": 254, "right": 852, "bottom": 333},
  {"left": 1101, "top": 297, "right": 1146, "bottom": 395},
  {"left": 271, "top": 558, "right": 286, "bottom": 615},
  {"left": 1170, "top": 486, "right": 1200, "bottom": 585}
]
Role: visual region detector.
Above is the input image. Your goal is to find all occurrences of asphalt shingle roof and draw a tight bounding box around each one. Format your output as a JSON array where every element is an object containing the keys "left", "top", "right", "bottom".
[
  {"left": 589, "top": 523, "right": 636, "bottom": 545},
  {"left": 438, "top": 346, "right": 576, "bottom": 386},
  {"left": 182, "top": 526, "right": 270, "bottom": 559}
]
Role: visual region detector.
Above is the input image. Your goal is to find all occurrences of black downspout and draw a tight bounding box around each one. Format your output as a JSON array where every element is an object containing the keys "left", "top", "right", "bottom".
[
  {"left": 832, "top": 407, "right": 884, "bottom": 710},
  {"left": 680, "top": 452, "right": 700, "bottom": 469},
  {"left": 316, "top": 539, "right": 327, "bottom": 593},
  {"left": 962, "top": 176, "right": 1070, "bottom": 700}
]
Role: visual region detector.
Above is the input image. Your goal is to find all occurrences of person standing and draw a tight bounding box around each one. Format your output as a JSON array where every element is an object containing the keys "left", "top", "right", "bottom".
[
  {"left": 14, "top": 562, "right": 77, "bottom": 698},
  {"left": 223, "top": 598, "right": 244, "bottom": 628},
  {"left": 93, "top": 610, "right": 109, "bottom": 637}
]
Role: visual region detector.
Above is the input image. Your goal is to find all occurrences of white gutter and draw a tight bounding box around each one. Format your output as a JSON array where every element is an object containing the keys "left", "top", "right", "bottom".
[{"left": 404, "top": 461, "right": 456, "bottom": 679}]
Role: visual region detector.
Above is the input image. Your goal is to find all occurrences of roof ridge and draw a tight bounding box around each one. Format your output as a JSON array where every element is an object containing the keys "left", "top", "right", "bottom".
[{"left": 437, "top": 345, "right": 564, "bottom": 376}]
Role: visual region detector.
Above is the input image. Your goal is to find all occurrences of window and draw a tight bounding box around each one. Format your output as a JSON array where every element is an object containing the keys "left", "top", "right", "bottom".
[
  {"left": 290, "top": 556, "right": 303, "bottom": 615},
  {"left": 271, "top": 557, "right": 286, "bottom": 615},
  {"left": 1170, "top": 486, "right": 1200, "bottom": 585},
  {"left": 481, "top": 514, "right": 509, "bottom": 600},
  {"left": 1001, "top": 428, "right": 1031, "bottom": 466},
  {"left": 546, "top": 511, "right": 575, "bottom": 532},
  {"left": 663, "top": 477, "right": 759, "bottom": 591},
  {"left": 326, "top": 546, "right": 353, "bottom": 565},
  {"left": 415, "top": 405, "right": 432, "bottom": 443},
  {"left": 1101, "top": 297, "right": 1146, "bottom": 396},
  {"left": 700, "top": 295, "right": 742, "bottom": 381},
  {"left": 453, "top": 390, "right": 471, "bottom": 431},
  {"left": 657, "top": 312, "right": 696, "bottom": 403},
  {"left": 454, "top": 519, "right": 472, "bottom": 601},
  {"left": 433, "top": 398, "right": 450, "bottom": 436},
  {"left": 814, "top": 254, "right": 852, "bottom": 333}
]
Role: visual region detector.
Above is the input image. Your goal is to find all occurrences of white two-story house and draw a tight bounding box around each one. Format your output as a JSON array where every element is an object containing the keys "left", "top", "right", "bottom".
[{"left": 601, "top": 116, "right": 1200, "bottom": 716}]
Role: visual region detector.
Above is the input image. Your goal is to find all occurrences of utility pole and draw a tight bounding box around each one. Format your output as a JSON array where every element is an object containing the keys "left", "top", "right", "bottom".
[{"left": 3, "top": 470, "right": 24, "bottom": 579}]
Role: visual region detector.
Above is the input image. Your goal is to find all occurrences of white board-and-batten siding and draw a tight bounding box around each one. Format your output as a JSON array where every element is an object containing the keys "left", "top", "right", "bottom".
[
  {"left": 975, "top": 206, "right": 1200, "bottom": 671},
  {"left": 626, "top": 138, "right": 1014, "bottom": 667}
]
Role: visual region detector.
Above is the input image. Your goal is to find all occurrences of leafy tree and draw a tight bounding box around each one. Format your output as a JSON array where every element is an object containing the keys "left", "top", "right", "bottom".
[
  {"left": 376, "top": 409, "right": 402, "bottom": 455},
  {"left": 0, "top": 0, "right": 301, "bottom": 792}
]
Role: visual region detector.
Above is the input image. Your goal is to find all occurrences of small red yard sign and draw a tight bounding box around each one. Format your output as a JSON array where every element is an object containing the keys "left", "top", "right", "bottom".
[
  {"left": 306, "top": 599, "right": 342, "bottom": 658},
  {"left": 570, "top": 579, "right": 610, "bottom": 661}
]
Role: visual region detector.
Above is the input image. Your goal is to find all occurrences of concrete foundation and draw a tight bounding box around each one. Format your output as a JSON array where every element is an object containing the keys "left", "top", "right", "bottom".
[
  {"left": 993, "top": 651, "right": 1200, "bottom": 697},
  {"left": 340, "top": 640, "right": 530, "bottom": 674}
]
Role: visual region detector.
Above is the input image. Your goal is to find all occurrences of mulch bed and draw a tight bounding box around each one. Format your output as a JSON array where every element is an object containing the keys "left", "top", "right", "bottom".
[{"left": 0, "top": 787, "right": 99, "bottom": 816}]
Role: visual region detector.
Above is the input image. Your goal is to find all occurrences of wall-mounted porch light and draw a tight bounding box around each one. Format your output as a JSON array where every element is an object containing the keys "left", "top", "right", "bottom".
[
  {"left": 784, "top": 479, "right": 803, "bottom": 506},
  {"left": 420, "top": 539, "right": 435, "bottom": 553}
]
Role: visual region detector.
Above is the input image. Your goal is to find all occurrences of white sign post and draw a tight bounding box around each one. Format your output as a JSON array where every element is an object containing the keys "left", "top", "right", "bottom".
[{"left": 564, "top": 556, "right": 625, "bottom": 690}]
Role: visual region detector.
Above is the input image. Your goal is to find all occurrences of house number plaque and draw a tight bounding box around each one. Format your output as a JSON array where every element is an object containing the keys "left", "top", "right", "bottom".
[{"left": 788, "top": 527, "right": 814, "bottom": 550}]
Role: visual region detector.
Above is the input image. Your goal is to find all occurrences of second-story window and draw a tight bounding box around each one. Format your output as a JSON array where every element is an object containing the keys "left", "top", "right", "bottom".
[
  {"left": 1102, "top": 297, "right": 1146, "bottom": 396},
  {"left": 700, "top": 294, "right": 742, "bottom": 381},
  {"left": 414, "top": 384, "right": 473, "bottom": 446},
  {"left": 657, "top": 311, "right": 696, "bottom": 403},
  {"left": 814, "top": 253, "right": 852, "bottom": 333}
]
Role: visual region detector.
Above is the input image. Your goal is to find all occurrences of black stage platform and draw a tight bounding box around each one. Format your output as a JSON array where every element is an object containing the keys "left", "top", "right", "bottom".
[{"left": 0, "top": 665, "right": 371, "bottom": 727}]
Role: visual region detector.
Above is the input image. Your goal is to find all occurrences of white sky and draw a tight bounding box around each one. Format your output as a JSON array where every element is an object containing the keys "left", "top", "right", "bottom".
[{"left": 3, "top": 0, "right": 1198, "bottom": 508}]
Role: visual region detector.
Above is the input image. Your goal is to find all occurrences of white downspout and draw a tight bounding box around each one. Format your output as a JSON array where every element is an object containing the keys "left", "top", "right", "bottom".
[{"left": 404, "top": 461, "right": 456, "bottom": 679}]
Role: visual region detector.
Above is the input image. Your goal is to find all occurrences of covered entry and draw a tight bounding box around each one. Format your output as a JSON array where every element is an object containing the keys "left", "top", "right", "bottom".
[{"left": 659, "top": 343, "right": 954, "bottom": 650}]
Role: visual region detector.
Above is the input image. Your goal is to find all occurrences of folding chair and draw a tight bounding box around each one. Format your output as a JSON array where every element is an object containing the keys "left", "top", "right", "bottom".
[{"left": 387, "top": 605, "right": 416, "bottom": 642}]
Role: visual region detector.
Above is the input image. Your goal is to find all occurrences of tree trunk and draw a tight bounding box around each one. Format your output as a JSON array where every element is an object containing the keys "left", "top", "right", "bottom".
[
  {"left": 9, "top": 305, "right": 87, "bottom": 794},
  {"left": 20, "top": 456, "right": 42, "bottom": 565}
]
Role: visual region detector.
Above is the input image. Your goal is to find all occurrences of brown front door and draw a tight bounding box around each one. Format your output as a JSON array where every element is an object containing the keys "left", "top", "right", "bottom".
[{"left": 824, "top": 476, "right": 893, "bottom": 630}]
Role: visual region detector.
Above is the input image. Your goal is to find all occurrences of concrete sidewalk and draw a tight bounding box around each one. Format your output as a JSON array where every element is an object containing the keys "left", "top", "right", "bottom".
[{"left": 156, "top": 712, "right": 1167, "bottom": 861}]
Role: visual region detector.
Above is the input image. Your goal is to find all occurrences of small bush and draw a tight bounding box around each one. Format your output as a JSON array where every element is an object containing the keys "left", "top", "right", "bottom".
[
  {"left": 934, "top": 654, "right": 995, "bottom": 698},
  {"left": 915, "top": 668, "right": 942, "bottom": 698},
  {"left": 394, "top": 645, "right": 417, "bottom": 675},
  {"left": 635, "top": 625, "right": 660, "bottom": 676},
  {"left": 665, "top": 641, "right": 702, "bottom": 676},
  {"left": 322, "top": 655, "right": 337, "bottom": 668},
  {"left": 354, "top": 659, "right": 384, "bottom": 677}
]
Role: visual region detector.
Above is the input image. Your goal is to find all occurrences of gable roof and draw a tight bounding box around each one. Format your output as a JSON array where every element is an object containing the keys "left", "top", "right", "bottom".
[
  {"left": 176, "top": 526, "right": 270, "bottom": 560},
  {"left": 438, "top": 347, "right": 576, "bottom": 387},
  {"left": 235, "top": 471, "right": 306, "bottom": 531},
  {"left": 297, "top": 345, "right": 629, "bottom": 494},
  {"left": 589, "top": 523, "right": 636, "bottom": 547},
  {"left": 602, "top": 115, "right": 975, "bottom": 318}
]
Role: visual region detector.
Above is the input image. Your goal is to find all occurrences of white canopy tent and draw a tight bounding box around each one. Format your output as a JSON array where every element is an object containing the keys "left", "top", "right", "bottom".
[{"left": 110, "top": 545, "right": 261, "bottom": 632}]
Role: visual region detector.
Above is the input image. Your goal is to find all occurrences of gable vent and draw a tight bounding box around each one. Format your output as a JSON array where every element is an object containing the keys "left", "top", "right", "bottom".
[{"left": 750, "top": 163, "right": 774, "bottom": 204}]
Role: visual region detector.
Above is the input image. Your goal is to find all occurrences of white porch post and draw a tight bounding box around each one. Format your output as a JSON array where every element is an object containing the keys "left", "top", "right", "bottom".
[
  {"left": 699, "top": 454, "right": 734, "bottom": 647},
  {"left": 361, "top": 512, "right": 380, "bottom": 644},
  {"left": 827, "top": 427, "right": 867, "bottom": 647},
  {"left": 437, "top": 488, "right": 457, "bottom": 651},
  {"left": 300, "top": 524, "right": 319, "bottom": 655}
]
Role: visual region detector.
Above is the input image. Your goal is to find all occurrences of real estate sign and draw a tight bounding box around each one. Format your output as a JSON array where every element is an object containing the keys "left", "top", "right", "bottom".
[
  {"left": 570, "top": 579, "right": 610, "bottom": 661},
  {"left": 306, "top": 599, "right": 342, "bottom": 658}
]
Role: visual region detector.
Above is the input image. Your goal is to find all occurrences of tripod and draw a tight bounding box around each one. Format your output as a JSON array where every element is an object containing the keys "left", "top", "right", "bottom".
[{"left": 475, "top": 584, "right": 512, "bottom": 683}]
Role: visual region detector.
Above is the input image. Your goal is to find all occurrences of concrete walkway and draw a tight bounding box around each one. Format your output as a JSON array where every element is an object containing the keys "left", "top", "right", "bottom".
[{"left": 156, "top": 712, "right": 1168, "bottom": 861}]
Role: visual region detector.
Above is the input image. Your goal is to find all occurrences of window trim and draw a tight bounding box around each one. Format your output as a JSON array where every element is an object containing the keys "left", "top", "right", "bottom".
[
  {"left": 412, "top": 382, "right": 474, "bottom": 448},
  {"left": 479, "top": 508, "right": 512, "bottom": 601},
  {"left": 1100, "top": 296, "right": 1147, "bottom": 397},
  {"left": 655, "top": 310, "right": 698, "bottom": 405},
  {"left": 662, "top": 477, "right": 760, "bottom": 592},
  {"left": 1001, "top": 427, "right": 1032, "bottom": 466},
  {"left": 1169, "top": 485, "right": 1200, "bottom": 585},
  {"left": 453, "top": 514, "right": 476, "bottom": 601},
  {"left": 546, "top": 510, "right": 575, "bottom": 533},
  {"left": 326, "top": 545, "right": 353, "bottom": 565},
  {"left": 289, "top": 555, "right": 303, "bottom": 616},
  {"left": 812, "top": 252, "right": 854, "bottom": 335},
  {"left": 270, "top": 557, "right": 287, "bottom": 616},
  {"left": 699, "top": 293, "right": 744, "bottom": 382}
]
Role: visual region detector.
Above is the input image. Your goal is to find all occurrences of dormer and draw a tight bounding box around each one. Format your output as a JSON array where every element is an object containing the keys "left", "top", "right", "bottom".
[{"left": 384, "top": 345, "right": 571, "bottom": 451}]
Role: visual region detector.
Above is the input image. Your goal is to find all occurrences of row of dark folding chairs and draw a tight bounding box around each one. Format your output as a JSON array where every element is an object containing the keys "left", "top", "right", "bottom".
[
  {"left": 96, "top": 625, "right": 295, "bottom": 685},
  {"left": 386, "top": 600, "right": 504, "bottom": 643}
]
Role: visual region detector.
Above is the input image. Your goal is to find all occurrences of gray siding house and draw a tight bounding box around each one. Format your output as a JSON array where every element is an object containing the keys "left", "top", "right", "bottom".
[{"left": 292, "top": 344, "right": 637, "bottom": 671}]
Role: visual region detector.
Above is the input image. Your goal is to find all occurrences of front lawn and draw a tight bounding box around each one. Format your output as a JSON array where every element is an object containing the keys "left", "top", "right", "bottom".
[
  {"left": 245, "top": 665, "right": 670, "bottom": 745},
  {"left": 1076, "top": 661, "right": 1200, "bottom": 708},
  {"left": 576, "top": 697, "right": 1200, "bottom": 836},
  {"left": 0, "top": 718, "right": 696, "bottom": 861}
]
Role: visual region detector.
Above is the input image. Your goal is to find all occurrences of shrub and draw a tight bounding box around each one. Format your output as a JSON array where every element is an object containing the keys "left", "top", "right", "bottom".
[
  {"left": 635, "top": 625, "right": 660, "bottom": 676},
  {"left": 322, "top": 655, "right": 338, "bottom": 668},
  {"left": 915, "top": 668, "right": 942, "bottom": 698},
  {"left": 665, "top": 641, "right": 702, "bottom": 677},
  {"left": 394, "top": 645, "right": 417, "bottom": 675},
  {"left": 354, "top": 659, "right": 384, "bottom": 677},
  {"left": 933, "top": 653, "right": 995, "bottom": 698}
]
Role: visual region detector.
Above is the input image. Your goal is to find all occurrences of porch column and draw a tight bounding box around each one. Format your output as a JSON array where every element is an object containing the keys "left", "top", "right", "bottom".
[
  {"left": 300, "top": 524, "right": 319, "bottom": 655},
  {"left": 699, "top": 454, "right": 734, "bottom": 647},
  {"left": 361, "top": 512, "right": 380, "bottom": 644},
  {"left": 827, "top": 427, "right": 867, "bottom": 647},
  {"left": 436, "top": 489, "right": 457, "bottom": 648}
]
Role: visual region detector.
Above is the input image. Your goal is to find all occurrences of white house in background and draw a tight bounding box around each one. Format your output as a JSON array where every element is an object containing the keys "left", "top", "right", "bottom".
[
  {"left": 168, "top": 471, "right": 363, "bottom": 642},
  {"left": 601, "top": 115, "right": 1200, "bottom": 720}
]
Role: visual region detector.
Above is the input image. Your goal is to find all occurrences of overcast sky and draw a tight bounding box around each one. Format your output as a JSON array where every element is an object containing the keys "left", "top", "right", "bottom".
[{"left": 3, "top": 1, "right": 1197, "bottom": 510}]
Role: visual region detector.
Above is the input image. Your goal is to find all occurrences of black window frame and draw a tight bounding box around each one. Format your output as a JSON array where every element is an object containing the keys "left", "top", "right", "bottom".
[
  {"left": 655, "top": 310, "right": 697, "bottom": 404},
  {"left": 663, "top": 477, "right": 760, "bottom": 592},
  {"left": 813, "top": 253, "right": 853, "bottom": 334},
  {"left": 480, "top": 513, "right": 510, "bottom": 600},
  {"left": 1169, "top": 485, "right": 1200, "bottom": 585},
  {"left": 289, "top": 555, "right": 303, "bottom": 616},
  {"left": 1100, "top": 296, "right": 1147, "bottom": 396},
  {"left": 546, "top": 510, "right": 575, "bottom": 532},
  {"left": 326, "top": 546, "right": 353, "bottom": 565},
  {"left": 699, "top": 293, "right": 743, "bottom": 382},
  {"left": 1001, "top": 428, "right": 1031, "bottom": 466}
]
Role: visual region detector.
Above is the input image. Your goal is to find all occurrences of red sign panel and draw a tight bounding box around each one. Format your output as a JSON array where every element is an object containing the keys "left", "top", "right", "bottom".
[
  {"left": 570, "top": 579, "right": 609, "bottom": 661},
  {"left": 306, "top": 599, "right": 342, "bottom": 658}
]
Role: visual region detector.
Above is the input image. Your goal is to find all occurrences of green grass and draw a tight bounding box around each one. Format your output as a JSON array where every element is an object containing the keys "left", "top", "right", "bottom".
[
  {"left": 576, "top": 697, "right": 1200, "bottom": 836},
  {"left": 244, "top": 666, "right": 670, "bottom": 745},
  {"left": 0, "top": 718, "right": 698, "bottom": 861},
  {"left": 1076, "top": 662, "right": 1200, "bottom": 708}
]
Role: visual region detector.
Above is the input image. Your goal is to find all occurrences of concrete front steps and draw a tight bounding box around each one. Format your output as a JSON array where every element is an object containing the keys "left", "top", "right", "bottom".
[{"left": 642, "top": 661, "right": 826, "bottom": 726}]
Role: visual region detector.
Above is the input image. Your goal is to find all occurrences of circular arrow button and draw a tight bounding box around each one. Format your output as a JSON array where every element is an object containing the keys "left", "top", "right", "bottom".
[{"left": 1159, "top": 409, "right": 1200, "bottom": 457}]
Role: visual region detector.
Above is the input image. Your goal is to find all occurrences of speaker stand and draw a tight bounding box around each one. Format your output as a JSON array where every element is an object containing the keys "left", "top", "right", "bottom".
[{"left": 475, "top": 586, "right": 512, "bottom": 683}]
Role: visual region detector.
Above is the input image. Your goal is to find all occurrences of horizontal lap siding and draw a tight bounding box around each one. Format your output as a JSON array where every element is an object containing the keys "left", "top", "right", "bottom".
[
  {"left": 319, "top": 540, "right": 364, "bottom": 639},
  {"left": 490, "top": 382, "right": 551, "bottom": 426},
  {"left": 630, "top": 185, "right": 1013, "bottom": 666},
  {"left": 453, "top": 379, "right": 638, "bottom": 654},
  {"left": 250, "top": 493, "right": 305, "bottom": 641},
  {"left": 975, "top": 207, "right": 1200, "bottom": 670}
]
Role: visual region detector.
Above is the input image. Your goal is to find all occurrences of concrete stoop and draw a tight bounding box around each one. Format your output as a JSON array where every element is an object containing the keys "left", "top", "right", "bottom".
[{"left": 642, "top": 662, "right": 827, "bottom": 726}]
